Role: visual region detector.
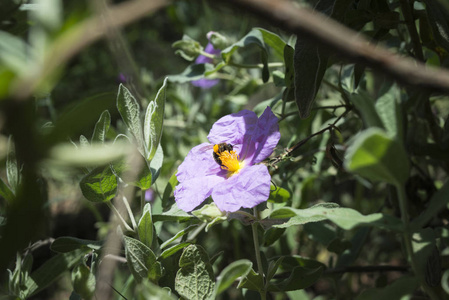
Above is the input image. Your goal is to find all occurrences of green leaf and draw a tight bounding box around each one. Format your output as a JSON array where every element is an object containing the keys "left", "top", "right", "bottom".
[
  {"left": 153, "top": 203, "right": 195, "bottom": 222},
  {"left": 23, "top": 249, "right": 88, "bottom": 297},
  {"left": 167, "top": 63, "right": 215, "bottom": 83},
  {"left": 284, "top": 44, "right": 295, "bottom": 88},
  {"left": 175, "top": 245, "right": 215, "bottom": 300},
  {"left": 117, "top": 84, "right": 144, "bottom": 154},
  {"left": 263, "top": 227, "right": 286, "bottom": 246},
  {"left": 303, "top": 222, "right": 337, "bottom": 246},
  {"left": 221, "top": 28, "right": 285, "bottom": 62},
  {"left": 294, "top": 0, "right": 334, "bottom": 119},
  {"left": 411, "top": 181, "right": 449, "bottom": 230},
  {"left": 375, "top": 85, "right": 403, "bottom": 140},
  {"left": 412, "top": 228, "right": 437, "bottom": 277},
  {"left": 138, "top": 203, "right": 154, "bottom": 248},
  {"left": 162, "top": 171, "right": 178, "bottom": 210},
  {"left": 172, "top": 35, "right": 203, "bottom": 61},
  {"left": 271, "top": 203, "right": 403, "bottom": 231},
  {"left": 192, "top": 203, "right": 226, "bottom": 221},
  {"left": 31, "top": 0, "right": 62, "bottom": 31},
  {"left": 424, "top": 0, "right": 449, "bottom": 52},
  {"left": 45, "top": 93, "right": 116, "bottom": 147},
  {"left": 256, "top": 27, "right": 286, "bottom": 59},
  {"left": 267, "top": 265, "right": 324, "bottom": 292},
  {"left": 344, "top": 128, "right": 410, "bottom": 186},
  {"left": 79, "top": 135, "right": 89, "bottom": 148},
  {"left": 135, "top": 279, "right": 176, "bottom": 300},
  {"left": 160, "top": 225, "right": 199, "bottom": 249},
  {"left": 266, "top": 257, "right": 284, "bottom": 282},
  {"left": 91, "top": 110, "right": 111, "bottom": 143},
  {"left": 71, "top": 264, "right": 95, "bottom": 300},
  {"left": 0, "top": 177, "right": 14, "bottom": 204},
  {"left": 144, "top": 78, "right": 167, "bottom": 161},
  {"left": 51, "top": 237, "right": 103, "bottom": 253},
  {"left": 221, "top": 28, "right": 285, "bottom": 83},
  {"left": 294, "top": 40, "right": 328, "bottom": 119},
  {"left": 79, "top": 165, "right": 118, "bottom": 202},
  {"left": 8, "top": 254, "right": 23, "bottom": 296},
  {"left": 133, "top": 162, "right": 153, "bottom": 190},
  {"left": 0, "top": 31, "right": 29, "bottom": 75},
  {"left": 149, "top": 143, "right": 164, "bottom": 185},
  {"left": 279, "top": 255, "right": 326, "bottom": 270},
  {"left": 349, "top": 92, "right": 384, "bottom": 129},
  {"left": 123, "top": 235, "right": 162, "bottom": 283},
  {"left": 268, "top": 186, "right": 291, "bottom": 203},
  {"left": 6, "top": 137, "right": 19, "bottom": 193},
  {"left": 237, "top": 269, "right": 264, "bottom": 292},
  {"left": 327, "top": 238, "right": 352, "bottom": 254},
  {"left": 336, "top": 227, "right": 371, "bottom": 268},
  {"left": 109, "top": 139, "right": 155, "bottom": 190},
  {"left": 356, "top": 276, "right": 419, "bottom": 300},
  {"left": 214, "top": 260, "right": 252, "bottom": 296},
  {"left": 159, "top": 242, "right": 191, "bottom": 260}
]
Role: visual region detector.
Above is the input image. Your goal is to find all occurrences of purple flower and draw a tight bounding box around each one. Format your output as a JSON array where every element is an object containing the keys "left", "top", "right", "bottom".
[
  {"left": 192, "top": 32, "right": 221, "bottom": 89},
  {"left": 174, "top": 107, "right": 280, "bottom": 212},
  {"left": 117, "top": 73, "right": 128, "bottom": 84}
]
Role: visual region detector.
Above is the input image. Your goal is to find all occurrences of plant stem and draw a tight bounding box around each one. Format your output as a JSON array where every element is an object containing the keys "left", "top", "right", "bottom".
[
  {"left": 122, "top": 195, "right": 138, "bottom": 231},
  {"left": 396, "top": 185, "right": 438, "bottom": 300},
  {"left": 140, "top": 189, "right": 145, "bottom": 214},
  {"left": 252, "top": 208, "right": 266, "bottom": 300},
  {"left": 106, "top": 201, "right": 133, "bottom": 233},
  {"left": 228, "top": 61, "right": 284, "bottom": 69},
  {"left": 198, "top": 50, "right": 216, "bottom": 59}
]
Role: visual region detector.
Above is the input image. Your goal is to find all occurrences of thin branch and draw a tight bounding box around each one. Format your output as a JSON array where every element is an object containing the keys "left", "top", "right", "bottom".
[
  {"left": 270, "top": 108, "right": 351, "bottom": 166},
  {"left": 222, "top": 0, "right": 449, "bottom": 94}
]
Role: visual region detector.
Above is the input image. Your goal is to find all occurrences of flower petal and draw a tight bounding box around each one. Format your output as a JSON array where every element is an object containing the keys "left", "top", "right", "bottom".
[
  {"left": 175, "top": 174, "right": 225, "bottom": 212},
  {"left": 208, "top": 110, "right": 258, "bottom": 145},
  {"left": 195, "top": 43, "right": 220, "bottom": 64},
  {"left": 192, "top": 78, "right": 220, "bottom": 89},
  {"left": 176, "top": 143, "right": 221, "bottom": 183},
  {"left": 243, "top": 107, "right": 280, "bottom": 164},
  {"left": 211, "top": 164, "right": 271, "bottom": 212}
]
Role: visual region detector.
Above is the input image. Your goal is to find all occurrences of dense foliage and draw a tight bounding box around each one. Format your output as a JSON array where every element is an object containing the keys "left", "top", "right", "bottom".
[{"left": 1, "top": 0, "right": 449, "bottom": 299}]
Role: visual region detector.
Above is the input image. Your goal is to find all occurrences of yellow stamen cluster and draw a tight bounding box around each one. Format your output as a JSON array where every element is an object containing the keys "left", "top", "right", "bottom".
[{"left": 219, "top": 150, "right": 241, "bottom": 173}]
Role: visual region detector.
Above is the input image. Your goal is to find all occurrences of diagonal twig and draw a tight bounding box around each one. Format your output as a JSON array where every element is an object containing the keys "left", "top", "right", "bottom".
[{"left": 224, "top": 0, "right": 449, "bottom": 94}]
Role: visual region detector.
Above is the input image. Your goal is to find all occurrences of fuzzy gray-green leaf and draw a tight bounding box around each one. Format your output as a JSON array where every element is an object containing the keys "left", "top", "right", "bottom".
[
  {"left": 175, "top": 245, "right": 215, "bottom": 300},
  {"left": 117, "top": 84, "right": 144, "bottom": 154},
  {"left": 215, "top": 260, "right": 252, "bottom": 296},
  {"left": 79, "top": 166, "right": 117, "bottom": 203},
  {"left": 91, "top": 110, "right": 111, "bottom": 143},
  {"left": 124, "top": 236, "right": 162, "bottom": 283},
  {"left": 6, "top": 137, "right": 19, "bottom": 193},
  {"left": 144, "top": 78, "right": 167, "bottom": 161},
  {"left": 138, "top": 203, "right": 154, "bottom": 248},
  {"left": 271, "top": 203, "right": 403, "bottom": 231}
]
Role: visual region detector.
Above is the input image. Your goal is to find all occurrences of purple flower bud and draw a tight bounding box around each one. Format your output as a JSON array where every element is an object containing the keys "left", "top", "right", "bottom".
[{"left": 145, "top": 189, "right": 155, "bottom": 203}]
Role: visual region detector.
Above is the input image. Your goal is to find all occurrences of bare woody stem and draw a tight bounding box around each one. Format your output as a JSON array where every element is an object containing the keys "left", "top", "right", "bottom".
[
  {"left": 252, "top": 208, "right": 267, "bottom": 300},
  {"left": 271, "top": 108, "right": 351, "bottom": 166},
  {"left": 221, "top": 0, "right": 449, "bottom": 94}
]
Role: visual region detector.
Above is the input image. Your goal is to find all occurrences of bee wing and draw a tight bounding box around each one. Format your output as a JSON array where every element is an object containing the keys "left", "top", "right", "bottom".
[{"left": 198, "top": 144, "right": 214, "bottom": 152}]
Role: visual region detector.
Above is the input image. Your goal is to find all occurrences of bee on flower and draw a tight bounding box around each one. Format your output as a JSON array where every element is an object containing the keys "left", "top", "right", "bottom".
[{"left": 174, "top": 107, "right": 280, "bottom": 212}]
